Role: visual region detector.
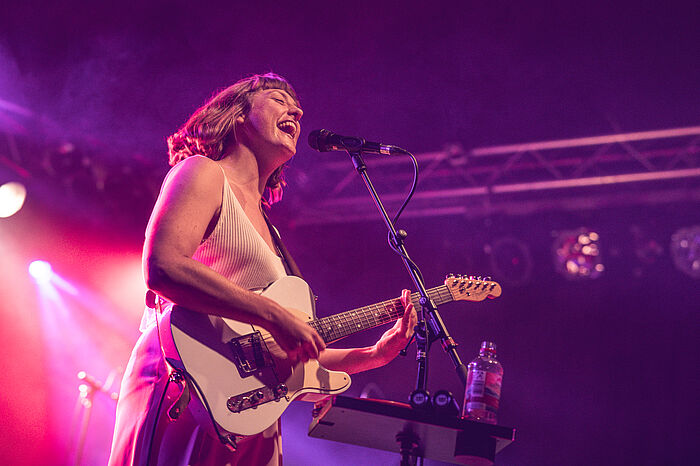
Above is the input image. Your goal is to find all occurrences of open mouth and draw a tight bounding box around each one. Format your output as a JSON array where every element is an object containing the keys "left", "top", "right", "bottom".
[{"left": 277, "top": 120, "right": 297, "bottom": 139}]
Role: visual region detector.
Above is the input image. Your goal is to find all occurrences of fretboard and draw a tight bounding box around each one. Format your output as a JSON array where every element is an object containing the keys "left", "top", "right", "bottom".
[{"left": 307, "top": 285, "right": 453, "bottom": 344}]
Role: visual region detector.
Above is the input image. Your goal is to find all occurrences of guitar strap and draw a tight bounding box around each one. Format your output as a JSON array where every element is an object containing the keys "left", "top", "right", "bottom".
[{"left": 262, "top": 210, "right": 305, "bottom": 280}]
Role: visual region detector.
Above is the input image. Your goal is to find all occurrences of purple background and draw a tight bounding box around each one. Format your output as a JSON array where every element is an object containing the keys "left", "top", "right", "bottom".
[{"left": 1, "top": 2, "right": 698, "bottom": 465}]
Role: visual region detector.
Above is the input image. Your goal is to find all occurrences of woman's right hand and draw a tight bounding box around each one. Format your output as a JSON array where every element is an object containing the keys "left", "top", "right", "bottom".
[{"left": 265, "top": 303, "right": 326, "bottom": 364}]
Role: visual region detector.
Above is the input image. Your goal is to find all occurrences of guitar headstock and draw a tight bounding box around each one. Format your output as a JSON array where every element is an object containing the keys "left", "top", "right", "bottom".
[{"left": 444, "top": 274, "right": 502, "bottom": 302}]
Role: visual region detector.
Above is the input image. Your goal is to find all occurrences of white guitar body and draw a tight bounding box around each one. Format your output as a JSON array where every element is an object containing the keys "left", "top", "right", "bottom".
[{"left": 158, "top": 275, "right": 351, "bottom": 437}]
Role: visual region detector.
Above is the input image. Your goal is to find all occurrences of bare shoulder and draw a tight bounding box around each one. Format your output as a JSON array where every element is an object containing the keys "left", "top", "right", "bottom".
[
  {"left": 145, "top": 157, "right": 225, "bottom": 267},
  {"left": 166, "top": 155, "right": 224, "bottom": 187},
  {"left": 153, "top": 156, "right": 225, "bottom": 218},
  {"left": 158, "top": 156, "right": 224, "bottom": 200}
]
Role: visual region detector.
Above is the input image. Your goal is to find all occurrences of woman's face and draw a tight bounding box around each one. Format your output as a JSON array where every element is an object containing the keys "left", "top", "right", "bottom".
[{"left": 238, "top": 88, "right": 303, "bottom": 165}]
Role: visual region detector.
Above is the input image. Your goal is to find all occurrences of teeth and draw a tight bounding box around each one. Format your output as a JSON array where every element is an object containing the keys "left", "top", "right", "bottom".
[{"left": 278, "top": 121, "right": 296, "bottom": 136}]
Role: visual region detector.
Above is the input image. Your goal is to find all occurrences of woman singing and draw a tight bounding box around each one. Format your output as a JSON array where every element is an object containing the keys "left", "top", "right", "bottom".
[{"left": 108, "top": 73, "right": 416, "bottom": 465}]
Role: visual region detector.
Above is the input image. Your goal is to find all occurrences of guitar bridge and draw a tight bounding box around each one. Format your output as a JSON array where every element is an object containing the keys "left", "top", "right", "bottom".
[{"left": 228, "top": 331, "right": 273, "bottom": 377}]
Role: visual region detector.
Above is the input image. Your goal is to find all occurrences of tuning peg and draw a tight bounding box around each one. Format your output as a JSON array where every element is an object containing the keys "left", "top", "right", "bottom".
[{"left": 446, "top": 273, "right": 455, "bottom": 278}]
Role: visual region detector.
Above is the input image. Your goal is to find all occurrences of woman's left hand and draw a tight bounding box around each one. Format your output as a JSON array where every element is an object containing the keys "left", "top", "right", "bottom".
[{"left": 373, "top": 289, "right": 417, "bottom": 364}]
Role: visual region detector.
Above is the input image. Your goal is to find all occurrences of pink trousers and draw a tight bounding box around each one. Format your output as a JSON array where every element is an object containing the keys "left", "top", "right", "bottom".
[{"left": 108, "top": 324, "right": 282, "bottom": 466}]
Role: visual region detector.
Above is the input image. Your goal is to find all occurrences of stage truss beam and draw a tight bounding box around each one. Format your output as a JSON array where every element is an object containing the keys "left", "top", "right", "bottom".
[{"left": 287, "top": 126, "right": 700, "bottom": 225}]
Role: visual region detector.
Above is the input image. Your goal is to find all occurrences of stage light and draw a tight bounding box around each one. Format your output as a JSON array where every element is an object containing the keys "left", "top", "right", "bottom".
[
  {"left": 0, "top": 181, "right": 27, "bottom": 218},
  {"left": 484, "top": 237, "right": 533, "bottom": 286},
  {"left": 29, "top": 260, "right": 53, "bottom": 281},
  {"left": 553, "top": 228, "right": 604, "bottom": 279},
  {"left": 670, "top": 226, "right": 700, "bottom": 279}
]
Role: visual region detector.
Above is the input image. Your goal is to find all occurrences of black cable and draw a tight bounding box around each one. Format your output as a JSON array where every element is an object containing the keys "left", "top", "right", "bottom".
[
  {"left": 149, "top": 295, "right": 234, "bottom": 462},
  {"left": 145, "top": 375, "right": 172, "bottom": 466},
  {"left": 388, "top": 238, "right": 425, "bottom": 285},
  {"left": 385, "top": 150, "right": 425, "bottom": 285},
  {"left": 386, "top": 150, "right": 418, "bottom": 253},
  {"left": 179, "top": 370, "right": 239, "bottom": 450},
  {"left": 146, "top": 298, "right": 171, "bottom": 466},
  {"left": 144, "top": 364, "right": 237, "bottom": 465},
  {"left": 391, "top": 150, "right": 419, "bottom": 225}
]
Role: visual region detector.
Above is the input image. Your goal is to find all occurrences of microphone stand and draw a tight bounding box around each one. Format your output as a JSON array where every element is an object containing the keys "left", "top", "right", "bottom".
[
  {"left": 70, "top": 370, "right": 120, "bottom": 466},
  {"left": 344, "top": 147, "right": 469, "bottom": 405}
]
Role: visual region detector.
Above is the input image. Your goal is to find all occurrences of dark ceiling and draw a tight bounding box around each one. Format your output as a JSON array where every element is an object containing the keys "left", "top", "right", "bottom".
[
  {"left": 2, "top": 1, "right": 698, "bottom": 159},
  {"left": 1, "top": 2, "right": 698, "bottom": 235}
]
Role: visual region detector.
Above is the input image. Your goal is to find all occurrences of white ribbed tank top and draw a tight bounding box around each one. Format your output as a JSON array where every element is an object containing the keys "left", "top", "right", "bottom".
[
  {"left": 191, "top": 164, "right": 287, "bottom": 290},
  {"left": 140, "top": 158, "right": 287, "bottom": 330}
]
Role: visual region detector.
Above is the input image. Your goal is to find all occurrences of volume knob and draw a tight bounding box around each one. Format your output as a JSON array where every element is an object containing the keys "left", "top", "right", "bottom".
[{"left": 275, "top": 383, "right": 288, "bottom": 397}]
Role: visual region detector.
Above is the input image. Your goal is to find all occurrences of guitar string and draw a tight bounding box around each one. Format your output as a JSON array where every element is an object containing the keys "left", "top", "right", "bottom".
[
  {"left": 280, "top": 281, "right": 486, "bottom": 344},
  {"left": 311, "top": 284, "right": 455, "bottom": 343},
  {"left": 326, "top": 280, "right": 497, "bottom": 341},
  {"left": 314, "top": 285, "right": 448, "bottom": 342}
]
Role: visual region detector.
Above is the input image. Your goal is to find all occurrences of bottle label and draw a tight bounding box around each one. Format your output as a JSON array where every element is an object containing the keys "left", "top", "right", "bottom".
[
  {"left": 465, "top": 369, "right": 502, "bottom": 420},
  {"left": 466, "top": 401, "right": 486, "bottom": 411},
  {"left": 467, "top": 370, "right": 486, "bottom": 398}
]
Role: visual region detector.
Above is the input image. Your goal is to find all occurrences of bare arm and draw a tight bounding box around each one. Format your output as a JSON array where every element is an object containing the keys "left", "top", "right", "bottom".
[
  {"left": 144, "top": 156, "right": 325, "bottom": 361},
  {"left": 318, "top": 290, "right": 416, "bottom": 374}
]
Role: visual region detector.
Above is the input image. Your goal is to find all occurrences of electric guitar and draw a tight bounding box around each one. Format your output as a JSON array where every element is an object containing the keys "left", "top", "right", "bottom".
[{"left": 158, "top": 274, "right": 501, "bottom": 437}]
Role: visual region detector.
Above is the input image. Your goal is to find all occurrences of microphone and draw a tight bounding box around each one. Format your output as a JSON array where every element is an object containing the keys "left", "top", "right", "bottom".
[{"left": 308, "top": 129, "right": 408, "bottom": 155}]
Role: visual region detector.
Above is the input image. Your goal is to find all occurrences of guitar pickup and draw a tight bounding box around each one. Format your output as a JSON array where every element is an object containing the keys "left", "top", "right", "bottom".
[{"left": 228, "top": 331, "right": 273, "bottom": 377}]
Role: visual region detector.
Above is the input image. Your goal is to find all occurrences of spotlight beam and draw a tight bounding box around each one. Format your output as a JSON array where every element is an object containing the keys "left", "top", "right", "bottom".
[{"left": 28, "top": 260, "right": 53, "bottom": 281}]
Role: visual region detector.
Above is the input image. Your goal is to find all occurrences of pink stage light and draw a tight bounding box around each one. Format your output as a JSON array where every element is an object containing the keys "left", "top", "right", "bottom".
[{"left": 29, "top": 260, "right": 53, "bottom": 281}]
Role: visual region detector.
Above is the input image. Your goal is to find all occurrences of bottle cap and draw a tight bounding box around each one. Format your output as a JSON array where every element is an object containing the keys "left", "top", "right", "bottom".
[{"left": 480, "top": 341, "right": 497, "bottom": 352}]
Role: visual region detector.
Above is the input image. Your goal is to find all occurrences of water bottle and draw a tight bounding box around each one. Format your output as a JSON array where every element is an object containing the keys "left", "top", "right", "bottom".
[{"left": 463, "top": 341, "right": 503, "bottom": 424}]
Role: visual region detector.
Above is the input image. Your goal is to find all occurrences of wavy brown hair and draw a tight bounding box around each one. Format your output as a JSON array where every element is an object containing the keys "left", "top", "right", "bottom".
[{"left": 167, "top": 72, "right": 300, "bottom": 206}]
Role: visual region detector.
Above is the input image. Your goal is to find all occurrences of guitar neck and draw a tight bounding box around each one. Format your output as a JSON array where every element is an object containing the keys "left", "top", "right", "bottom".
[{"left": 308, "top": 286, "right": 453, "bottom": 345}]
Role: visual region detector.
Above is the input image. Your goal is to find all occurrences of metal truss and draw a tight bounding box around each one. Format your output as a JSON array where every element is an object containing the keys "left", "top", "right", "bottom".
[{"left": 287, "top": 126, "right": 700, "bottom": 225}]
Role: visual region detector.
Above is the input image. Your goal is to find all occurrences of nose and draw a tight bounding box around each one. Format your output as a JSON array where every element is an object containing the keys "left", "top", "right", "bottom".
[{"left": 289, "top": 104, "right": 303, "bottom": 121}]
